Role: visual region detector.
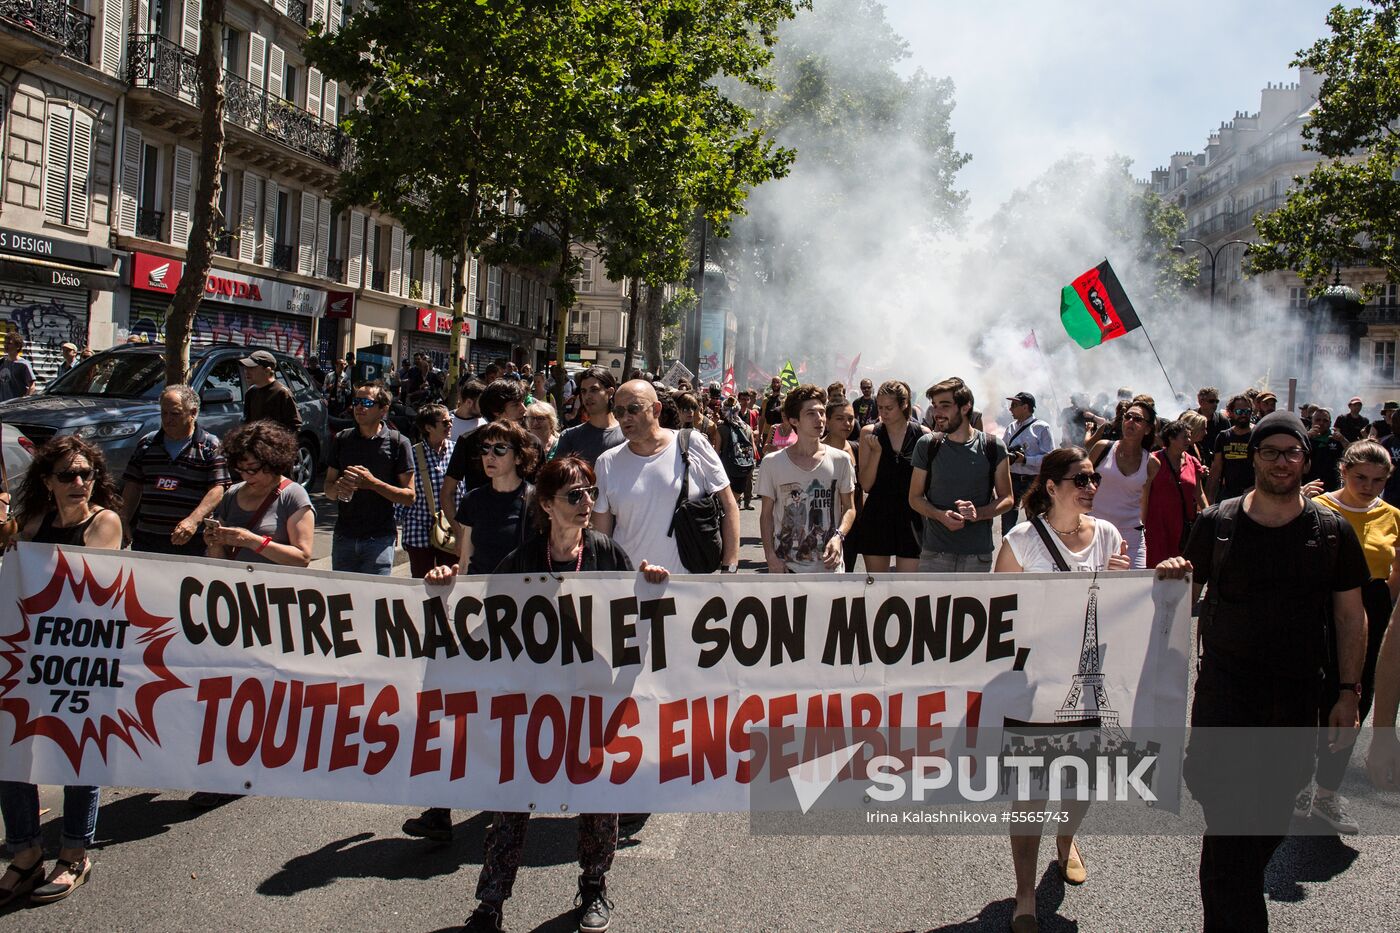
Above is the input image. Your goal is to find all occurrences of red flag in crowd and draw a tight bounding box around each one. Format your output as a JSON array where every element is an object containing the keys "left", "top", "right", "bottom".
[{"left": 722, "top": 367, "right": 736, "bottom": 397}]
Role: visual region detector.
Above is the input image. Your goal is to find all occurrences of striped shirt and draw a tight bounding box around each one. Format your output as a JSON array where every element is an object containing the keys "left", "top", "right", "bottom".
[{"left": 123, "top": 426, "right": 229, "bottom": 552}]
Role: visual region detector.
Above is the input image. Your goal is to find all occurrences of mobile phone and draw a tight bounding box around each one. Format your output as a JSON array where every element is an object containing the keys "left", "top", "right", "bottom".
[{"left": 203, "top": 517, "right": 221, "bottom": 533}]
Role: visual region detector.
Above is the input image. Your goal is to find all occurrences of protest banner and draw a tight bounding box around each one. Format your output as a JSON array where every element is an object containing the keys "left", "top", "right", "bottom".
[
  {"left": 0, "top": 545, "right": 1191, "bottom": 813},
  {"left": 659, "top": 361, "right": 694, "bottom": 389}
]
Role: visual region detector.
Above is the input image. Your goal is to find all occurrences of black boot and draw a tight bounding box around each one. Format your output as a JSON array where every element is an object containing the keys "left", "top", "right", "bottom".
[
  {"left": 575, "top": 874, "right": 612, "bottom": 933},
  {"left": 462, "top": 899, "right": 504, "bottom": 932}
]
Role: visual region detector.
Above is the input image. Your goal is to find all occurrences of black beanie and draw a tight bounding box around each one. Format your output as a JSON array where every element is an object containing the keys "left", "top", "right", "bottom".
[{"left": 1247, "top": 411, "right": 1311, "bottom": 455}]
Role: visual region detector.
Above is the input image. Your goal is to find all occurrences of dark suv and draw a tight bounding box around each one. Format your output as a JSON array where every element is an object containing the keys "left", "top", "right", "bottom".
[{"left": 0, "top": 344, "right": 330, "bottom": 487}]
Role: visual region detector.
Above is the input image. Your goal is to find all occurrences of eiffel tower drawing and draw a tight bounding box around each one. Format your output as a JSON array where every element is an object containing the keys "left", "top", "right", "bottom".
[{"left": 1056, "top": 580, "right": 1125, "bottom": 740}]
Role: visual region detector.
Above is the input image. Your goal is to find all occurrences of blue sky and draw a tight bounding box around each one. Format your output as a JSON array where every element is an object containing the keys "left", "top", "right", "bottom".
[{"left": 881, "top": 0, "right": 1342, "bottom": 219}]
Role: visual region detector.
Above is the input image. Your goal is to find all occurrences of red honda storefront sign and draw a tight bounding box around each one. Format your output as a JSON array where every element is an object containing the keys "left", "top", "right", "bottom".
[
  {"left": 129, "top": 252, "right": 328, "bottom": 317},
  {"left": 325, "top": 290, "right": 355, "bottom": 319},
  {"left": 414, "top": 308, "right": 473, "bottom": 338}
]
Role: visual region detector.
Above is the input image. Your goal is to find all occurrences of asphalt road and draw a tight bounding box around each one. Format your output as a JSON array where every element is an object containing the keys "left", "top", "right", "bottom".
[{"left": 7, "top": 494, "right": 1400, "bottom": 931}]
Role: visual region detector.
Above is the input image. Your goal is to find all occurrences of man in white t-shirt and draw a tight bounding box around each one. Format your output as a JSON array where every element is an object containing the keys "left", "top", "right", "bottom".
[
  {"left": 758, "top": 384, "right": 855, "bottom": 573},
  {"left": 450, "top": 379, "right": 487, "bottom": 441},
  {"left": 593, "top": 380, "right": 740, "bottom": 573}
]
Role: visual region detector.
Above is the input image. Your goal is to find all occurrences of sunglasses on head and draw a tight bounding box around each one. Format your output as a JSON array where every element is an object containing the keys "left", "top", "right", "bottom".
[
  {"left": 1064, "top": 472, "right": 1102, "bottom": 488},
  {"left": 554, "top": 485, "right": 599, "bottom": 506},
  {"left": 54, "top": 468, "right": 94, "bottom": 483},
  {"left": 481, "top": 443, "right": 514, "bottom": 457},
  {"left": 352, "top": 397, "right": 381, "bottom": 409}
]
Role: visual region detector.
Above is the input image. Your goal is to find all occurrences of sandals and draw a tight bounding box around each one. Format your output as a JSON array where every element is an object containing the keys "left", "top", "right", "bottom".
[
  {"left": 30, "top": 857, "right": 91, "bottom": 904},
  {"left": 1057, "top": 839, "right": 1087, "bottom": 886},
  {"left": 0, "top": 858, "right": 46, "bottom": 907}
]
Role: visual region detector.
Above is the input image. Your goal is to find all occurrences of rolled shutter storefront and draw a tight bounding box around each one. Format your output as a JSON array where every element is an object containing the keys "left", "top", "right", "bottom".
[
  {"left": 129, "top": 297, "right": 315, "bottom": 360},
  {"left": 0, "top": 280, "right": 91, "bottom": 383}
]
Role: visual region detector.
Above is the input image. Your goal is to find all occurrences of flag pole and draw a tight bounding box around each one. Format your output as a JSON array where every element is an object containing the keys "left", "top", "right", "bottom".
[
  {"left": 1138, "top": 321, "right": 1179, "bottom": 401},
  {"left": 1028, "top": 329, "right": 1065, "bottom": 418}
]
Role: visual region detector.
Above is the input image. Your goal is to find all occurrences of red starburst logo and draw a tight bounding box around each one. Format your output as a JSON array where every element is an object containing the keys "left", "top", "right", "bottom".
[{"left": 0, "top": 548, "right": 189, "bottom": 772}]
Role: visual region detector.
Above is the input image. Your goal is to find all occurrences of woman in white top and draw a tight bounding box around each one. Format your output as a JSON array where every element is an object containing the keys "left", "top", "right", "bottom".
[
  {"left": 1087, "top": 397, "right": 1157, "bottom": 569},
  {"left": 994, "top": 446, "right": 1129, "bottom": 933}
]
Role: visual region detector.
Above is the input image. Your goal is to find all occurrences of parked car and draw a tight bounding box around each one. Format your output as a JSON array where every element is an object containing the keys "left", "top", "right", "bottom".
[
  {"left": 0, "top": 344, "right": 330, "bottom": 488},
  {"left": 1, "top": 427, "right": 32, "bottom": 495}
]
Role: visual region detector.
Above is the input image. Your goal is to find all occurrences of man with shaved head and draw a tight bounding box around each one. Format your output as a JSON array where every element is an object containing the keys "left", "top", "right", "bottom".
[{"left": 592, "top": 380, "right": 740, "bottom": 573}]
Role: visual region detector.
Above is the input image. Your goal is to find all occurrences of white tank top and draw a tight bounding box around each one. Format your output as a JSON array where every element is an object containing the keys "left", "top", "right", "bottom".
[{"left": 1091, "top": 441, "right": 1149, "bottom": 535}]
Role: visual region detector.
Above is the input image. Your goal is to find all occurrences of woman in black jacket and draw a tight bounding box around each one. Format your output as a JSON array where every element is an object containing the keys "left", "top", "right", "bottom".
[{"left": 431, "top": 456, "right": 666, "bottom": 933}]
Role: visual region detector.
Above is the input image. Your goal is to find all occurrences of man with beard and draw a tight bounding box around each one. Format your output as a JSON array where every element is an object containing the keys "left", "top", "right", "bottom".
[
  {"left": 551, "top": 366, "right": 623, "bottom": 464},
  {"left": 1174, "top": 412, "right": 1367, "bottom": 931},
  {"left": 908, "top": 376, "right": 1013, "bottom": 572},
  {"left": 1335, "top": 397, "right": 1370, "bottom": 443},
  {"left": 1303, "top": 408, "right": 1346, "bottom": 493},
  {"left": 851, "top": 379, "right": 878, "bottom": 440},
  {"left": 1208, "top": 394, "right": 1255, "bottom": 502}
]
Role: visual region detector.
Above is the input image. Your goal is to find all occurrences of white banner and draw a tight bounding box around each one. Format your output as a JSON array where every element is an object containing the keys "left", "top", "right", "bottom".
[{"left": 0, "top": 546, "right": 1191, "bottom": 812}]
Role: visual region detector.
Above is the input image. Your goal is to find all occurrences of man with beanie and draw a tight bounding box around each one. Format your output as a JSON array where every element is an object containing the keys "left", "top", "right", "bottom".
[{"left": 1180, "top": 411, "right": 1369, "bottom": 931}]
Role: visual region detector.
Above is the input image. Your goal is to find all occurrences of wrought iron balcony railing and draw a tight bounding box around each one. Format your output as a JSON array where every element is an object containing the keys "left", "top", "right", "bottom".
[
  {"left": 0, "top": 0, "right": 93, "bottom": 64},
  {"left": 371, "top": 269, "right": 386, "bottom": 292},
  {"left": 287, "top": 0, "right": 308, "bottom": 25},
  {"left": 129, "top": 34, "right": 348, "bottom": 169},
  {"left": 135, "top": 207, "right": 163, "bottom": 239}
]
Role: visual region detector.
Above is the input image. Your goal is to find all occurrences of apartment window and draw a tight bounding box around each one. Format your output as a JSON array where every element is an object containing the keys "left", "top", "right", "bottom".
[
  {"left": 283, "top": 65, "right": 298, "bottom": 103},
  {"left": 1379, "top": 284, "right": 1399, "bottom": 307},
  {"left": 510, "top": 275, "right": 523, "bottom": 325},
  {"left": 1375, "top": 341, "right": 1396, "bottom": 382},
  {"left": 487, "top": 265, "right": 502, "bottom": 318},
  {"left": 42, "top": 103, "right": 93, "bottom": 228},
  {"left": 575, "top": 258, "right": 593, "bottom": 293},
  {"left": 222, "top": 28, "right": 242, "bottom": 76},
  {"left": 139, "top": 144, "right": 160, "bottom": 210},
  {"left": 275, "top": 189, "right": 290, "bottom": 244},
  {"left": 1289, "top": 286, "right": 1308, "bottom": 309}
]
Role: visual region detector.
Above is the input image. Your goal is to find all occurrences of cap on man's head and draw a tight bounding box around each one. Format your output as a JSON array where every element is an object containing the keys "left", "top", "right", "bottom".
[
  {"left": 1258, "top": 391, "right": 1277, "bottom": 403},
  {"left": 1349, "top": 396, "right": 1363, "bottom": 406},
  {"left": 1007, "top": 392, "right": 1035, "bottom": 409},
  {"left": 1385, "top": 400, "right": 1400, "bottom": 411},
  {"left": 60, "top": 342, "right": 77, "bottom": 351},
  {"left": 1248, "top": 411, "right": 1311, "bottom": 456},
  {"left": 240, "top": 349, "right": 278, "bottom": 369}
]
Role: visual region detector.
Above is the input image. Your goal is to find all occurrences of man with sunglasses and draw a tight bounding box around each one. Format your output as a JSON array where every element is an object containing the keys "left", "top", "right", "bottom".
[
  {"left": 121, "top": 385, "right": 230, "bottom": 556},
  {"left": 325, "top": 381, "right": 415, "bottom": 575},
  {"left": 441, "top": 379, "right": 539, "bottom": 527},
  {"left": 552, "top": 366, "right": 623, "bottom": 465},
  {"left": 592, "top": 380, "right": 740, "bottom": 575},
  {"left": 1207, "top": 394, "right": 1255, "bottom": 503},
  {"left": 1179, "top": 411, "right": 1368, "bottom": 931},
  {"left": 1196, "top": 386, "right": 1228, "bottom": 456}
]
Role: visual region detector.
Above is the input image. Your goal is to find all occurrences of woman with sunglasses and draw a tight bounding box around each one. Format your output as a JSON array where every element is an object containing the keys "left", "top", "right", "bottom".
[
  {"left": 0, "top": 436, "right": 123, "bottom": 907},
  {"left": 204, "top": 421, "right": 315, "bottom": 568},
  {"left": 1087, "top": 398, "right": 1157, "bottom": 569},
  {"left": 855, "top": 379, "right": 928, "bottom": 572},
  {"left": 994, "top": 446, "right": 1128, "bottom": 932},
  {"left": 444, "top": 456, "right": 666, "bottom": 933},
  {"left": 1142, "top": 419, "right": 1209, "bottom": 567},
  {"left": 675, "top": 391, "right": 722, "bottom": 451}
]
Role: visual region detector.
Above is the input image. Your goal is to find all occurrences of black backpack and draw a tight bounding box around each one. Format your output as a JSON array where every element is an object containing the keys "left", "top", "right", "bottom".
[
  {"left": 667, "top": 428, "right": 724, "bottom": 573},
  {"left": 721, "top": 418, "right": 755, "bottom": 470},
  {"left": 922, "top": 430, "right": 1000, "bottom": 499}
]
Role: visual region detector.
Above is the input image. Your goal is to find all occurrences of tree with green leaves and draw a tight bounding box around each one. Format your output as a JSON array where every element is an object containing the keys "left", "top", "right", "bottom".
[{"left": 1248, "top": 1, "right": 1400, "bottom": 291}]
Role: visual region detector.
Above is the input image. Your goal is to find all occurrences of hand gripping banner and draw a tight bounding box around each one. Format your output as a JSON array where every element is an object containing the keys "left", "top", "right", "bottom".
[{"left": 0, "top": 545, "right": 1191, "bottom": 813}]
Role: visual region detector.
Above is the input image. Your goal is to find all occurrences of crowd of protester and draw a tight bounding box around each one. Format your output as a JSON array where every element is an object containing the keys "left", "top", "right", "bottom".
[{"left": 5, "top": 353, "right": 1400, "bottom": 933}]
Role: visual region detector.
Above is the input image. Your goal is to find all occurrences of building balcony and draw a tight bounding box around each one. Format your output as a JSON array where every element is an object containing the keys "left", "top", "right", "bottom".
[
  {"left": 1362, "top": 305, "right": 1400, "bottom": 324},
  {"left": 135, "top": 206, "right": 164, "bottom": 239},
  {"left": 270, "top": 242, "right": 295, "bottom": 271},
  {"left": 287, "top": 0, "right": 308, "bottom": 26},
  {"left": 0, "top": 0, "right": 93, "bottom": 65},
  {"left": 326, "top": 257, "right": 344, "bottom": 282},
  {"left": 128, "top": 33, "right": 349, "bottom": 176}
]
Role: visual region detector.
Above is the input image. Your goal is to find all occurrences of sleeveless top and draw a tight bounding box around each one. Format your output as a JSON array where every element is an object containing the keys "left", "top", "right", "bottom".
[
  {"left": 1091, "top": 441, "right": 1149, "bottom": 534},
  {"left": 32, "top": 509, "right": 102, "bottom": 546}
]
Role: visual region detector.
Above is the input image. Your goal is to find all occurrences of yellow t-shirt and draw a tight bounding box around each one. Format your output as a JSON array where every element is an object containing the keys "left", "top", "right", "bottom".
[{"left": 1314, "top": 493, "right": 1400, "bottom": 580}]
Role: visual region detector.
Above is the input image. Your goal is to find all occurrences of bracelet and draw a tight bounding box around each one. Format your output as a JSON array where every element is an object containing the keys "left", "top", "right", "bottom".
[{"left": 255, "top": 535, "right": 272, "bottom": 553}]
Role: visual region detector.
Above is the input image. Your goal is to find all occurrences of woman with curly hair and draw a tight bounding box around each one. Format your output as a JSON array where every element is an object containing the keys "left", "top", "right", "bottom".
[
  {"left": 0, "top": 436, "right": 123, "bottom": 907},
  {"left": 203, "top": 420, "right": 315, "bottom": 568},
  {"left": 1087, "top": 396, "right": 1158, "bottom": 568}
]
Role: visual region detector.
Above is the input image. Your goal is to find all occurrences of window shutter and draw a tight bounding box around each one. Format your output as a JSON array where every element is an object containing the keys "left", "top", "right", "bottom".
[
  {"left": 170, "top": 145, "right": 195, "bottom": 246},
  {"left": 346, "top": 210, "right": 365, "bottom": 287},
  {"left": 273, "top": 0, "right": 288, "bottom": 14},
  {"left": 422, "top": 253, "right": 437, "bottom": 305},
  {"left": 239, "top": 171, "right": 262, "bottom": 263},
  {"left": 42, "top": 105, "right": 73, "bottom": 224},
  {"left": 117, "top": 126, "right": 142, "bottom": 236},
  {"left": 329, "top": 0, "right": 343, "bottom": 34},
  {"left": 100, "top": 0, "right": 123, "bottom": 75},
  {"left": 322, "top": 80, "right": 338, "bottom": 125},
  {"left": 315, "top": 197, "right": 331, "bottom": 279},
  {"left": 267, "top": 45, "right": 285, "bottom": 100},
  {"left": 312, "top": 0, "right": 327, "bottom": 27},
  {"left": 306, "top": 68, "right": 323, "bottom": 118},
  {"left": 67, "top": 111, "right": 93, "bottom": 229},
  {"left": 181, "top": 0, "right": 202, "bottom": 52},
  {"left": 389, "top": 224, "right": 404, "bottom": 295},
  {"left": 247, "top": 33, "right": 266, "bottom": 90},
  {"left": 261, "top": 178, "right": 279, "bottom": 264},
  {"left": 134, "top": 0, "right": 149, "bottom": 33},
  {"left": 297, "top": 191, "right": 317, "bottom": 275}
]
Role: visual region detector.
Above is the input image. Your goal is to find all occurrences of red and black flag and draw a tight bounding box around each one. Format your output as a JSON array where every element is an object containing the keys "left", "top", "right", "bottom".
[{"left": 1060, "top": 260, "right": 1141, "bottom": 349}]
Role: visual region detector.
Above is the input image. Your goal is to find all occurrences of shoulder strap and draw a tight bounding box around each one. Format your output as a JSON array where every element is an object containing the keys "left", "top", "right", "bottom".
[
  {"left": 668, "top": 430, "right": 693, "bottom": 534},
  {"left": 1209, "top": 498, "right": 1240, "bottom": 588},
  {"left": 1005, "top": 421, "right": 1033, "bottom": 447},
  {"left": 246, "top": 478, "right": 292, "bottom": 532},
  {"left": 922, "top": 431, "right": 946, "bottom": 497},
  {"left": 1093, "top": 441, "right": 1113, "bottom": 469},
  {"left": 979, "top": 430, "right": 999, "bottom": 492},
  {"left": 1307, "top": 498, "right": 1342, "bottom": 572},
  {"left": 1030, "top": 517, "right": 1073, "bottom": 572},
  {"left": 414, "top": 442, "right": 438, "bottom": 514}
]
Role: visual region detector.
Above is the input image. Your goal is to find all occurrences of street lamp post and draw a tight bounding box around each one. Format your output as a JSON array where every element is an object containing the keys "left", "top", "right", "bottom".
[{"left": 1172, "top": 238, "right": 1252, "bottom": 306}]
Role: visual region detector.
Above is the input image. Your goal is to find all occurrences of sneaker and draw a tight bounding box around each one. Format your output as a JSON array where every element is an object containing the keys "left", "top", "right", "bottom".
[
  {"left": 1292, "top": 787, "right": 1313, "bottom": 819},
  {"left": 1311, "top": 794, "right": 1360, "bottom": 835},
  {"left": 462, "top": 901, "right": 504, "bottom": 933},
  {"left": 575, "top": 874, "right": 612, "bottom": 933},
  {"left": 403, "top": 807, "right": 453, "bottom": 842}
]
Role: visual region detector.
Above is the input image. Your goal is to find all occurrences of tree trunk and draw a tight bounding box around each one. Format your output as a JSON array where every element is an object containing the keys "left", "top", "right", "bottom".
[
  {"left": 550, "top": 222, "right": 572, "bottom": 408},
  {"left": 165, "top": 0, "right": 226, "bottom": 386},
  {"left": 447, "top": 177, "right": 480, "bottom": 401},
  {"left": 621, "top": 276, "right": 639, "bottom": 378},
  {"left": 642, "top": 283, "right": 665, "bottom": 377}
]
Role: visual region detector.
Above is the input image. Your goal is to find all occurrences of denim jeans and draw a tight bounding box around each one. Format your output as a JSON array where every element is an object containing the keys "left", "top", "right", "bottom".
[
  {"left": 331, "top": 533, "right": 396, "bottom": 575},
  {"left": 917, "top": 550, "right": 994, "bottom": 573},
  {"left": 0, "top": 782, "right": 99, "bottom": 851}
]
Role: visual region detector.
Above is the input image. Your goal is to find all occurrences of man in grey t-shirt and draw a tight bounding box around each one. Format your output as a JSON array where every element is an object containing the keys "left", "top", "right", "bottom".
[
  {"left": 552, "top": 365, "right": 624, "bottom": 464},
  {"left": 907, "top": 376, "right": 1013, "bottom": 572}
]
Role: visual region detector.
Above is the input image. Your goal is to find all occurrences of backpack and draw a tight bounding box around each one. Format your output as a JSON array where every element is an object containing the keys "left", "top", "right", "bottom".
[
  {"left": 922, "top": 430, "right": 1001, "bottom": 500},
  {"left": 721, "top": 418, "right": 755, "bottom": 470}
]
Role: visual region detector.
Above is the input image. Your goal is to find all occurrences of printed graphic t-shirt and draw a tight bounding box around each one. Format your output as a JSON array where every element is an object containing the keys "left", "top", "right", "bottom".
[{"left": 756, "top": 446, "right": 855, "bottom": 573}]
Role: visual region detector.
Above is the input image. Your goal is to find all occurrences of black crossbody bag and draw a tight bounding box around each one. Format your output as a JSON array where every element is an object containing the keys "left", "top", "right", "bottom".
[{"left": 667, "top": 428, "right": 724, "bottom": 573}]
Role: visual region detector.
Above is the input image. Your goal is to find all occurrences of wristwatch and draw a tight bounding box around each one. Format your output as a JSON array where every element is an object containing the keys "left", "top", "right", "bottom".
[
  {"left": 1338, "top": 682, "right": 1363, "bottom": 698},
  {"left": 721, "top": 563, "right": 739, "bottom": 574}
]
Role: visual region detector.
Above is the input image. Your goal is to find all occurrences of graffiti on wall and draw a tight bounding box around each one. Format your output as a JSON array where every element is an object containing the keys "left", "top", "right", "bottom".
[
  {"left": 0, "top": 296, "right": 87, "bottom": 349},
  {"left": 129, "top": 308, "right": 310, "bottom": 359}
]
